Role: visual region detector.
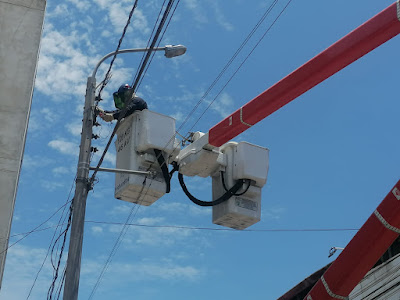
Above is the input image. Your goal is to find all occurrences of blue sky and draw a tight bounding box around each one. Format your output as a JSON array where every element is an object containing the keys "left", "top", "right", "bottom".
[{"left": 2, "top": 0, "right": 400, "bottom": 299}]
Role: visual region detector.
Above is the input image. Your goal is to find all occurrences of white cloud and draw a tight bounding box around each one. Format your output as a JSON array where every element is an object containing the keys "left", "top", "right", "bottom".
[
  {"left": 22, "top": 155, "right": 54, "bottom": 169},
  {"left": 210, "top": 1, "right": 234, "bottom": 31},
  {"left": 35, "top": 28, "right": 99, "bottom": 100},
  {"left": 184, "top": 0, "right": 208, "bottom": 25},
  {"left": 41, "top": 180, "right": 66, "bottom": 191},
  {"left": 48, "top": 139, "right": 79, "bottom": 156},
  {"left": 126, "top": 261, "right": 201, "bottom": 280},
  {"left": 40, "top": 107, "right": 57, "bottom": 122},
  {"left": 208, "top": 92, "right": 234, "bottom": 118},
  {"left": 67, "top": 0, "right": 91, "bottom": 12},
  {"left": 262, "top": 206, "right": 286, "bottom": 220},
  {"left": 52, "top": 166, "right": 73, "bottom": 175},
  {"left": 91, "top": 226, "right": 104, "bottom": 235},
  {"left": 49, "top": 4, "right": 69, "bottom": 17},
  {"left": 65, "top": 121, "right": 82, "bottom": 136},
  {"left": 136, "top": 217, "right": 165, "bottom": 225},
  {"left": 81, "top": 259, "right": 203, "bottom": 287},
  {"left": 156, "top": 202, "right": 210, "bottom": 216},
  {"left": 93, "top": 1, "right": 150, "bottom": 35},
  {"left": 1, "top": 245, "right": 54, "bottom": 300}
]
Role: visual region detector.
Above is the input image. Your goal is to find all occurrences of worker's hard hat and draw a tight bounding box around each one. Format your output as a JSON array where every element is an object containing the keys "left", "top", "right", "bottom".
[{"left": 118, "top": 84, "right": 130, "bottom": 93}]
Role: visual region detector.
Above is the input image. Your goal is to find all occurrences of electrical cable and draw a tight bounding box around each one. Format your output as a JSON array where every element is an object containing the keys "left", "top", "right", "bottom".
[
  {"left": 131, "top": 0, "right": 176, "bottom": 92},
  {"left": 26, "top": 179, "right": 75, "bottom": 299},
  {"left": 172, "top": 0, "right": 279, "bottom": 137},
  {"left": 47, "top": 203, "right": 73, "bottom": 300},
  {"left": 154, "top": 149, "right": 171, "bottom": 193},
  {"left": 132, "top": 0, "right": 167, "bottom": 83},
  {"left": 85, "top": 221, "right": 360, "bottom": 232},
  {"left": 221, "top": 171, "right": 251, "bottom": 196},
  {"left": 178, "top": 172, "right": 244, "bottom": 207},
  {"left": 188, "top": 0, "right": 293, "bottom": 131},
  {"left": 88, "top": 177, "right": 154, "bottom": 299},
  {"left": 134, "top": 0, "right": 181, "bottom": 92},
  {"left": 55, "top": 266, "right": 67, "bottom": 300},
  {"left": 95, "top": 0, "right": 140, "bottom": 105},
  {"left": 1, "top": 200, "right": 72, "bottom": 256}
]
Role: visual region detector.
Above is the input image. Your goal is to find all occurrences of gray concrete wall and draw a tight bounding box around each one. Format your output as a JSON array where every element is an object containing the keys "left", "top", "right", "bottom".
[{"left": 0, "top": 0, "right": 46, "bottom": 288}]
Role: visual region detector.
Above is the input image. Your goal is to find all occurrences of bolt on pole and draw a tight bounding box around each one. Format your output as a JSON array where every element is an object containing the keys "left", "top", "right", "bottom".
[{"left": 63, "top": 76, "right": 96, "bottom": 300}]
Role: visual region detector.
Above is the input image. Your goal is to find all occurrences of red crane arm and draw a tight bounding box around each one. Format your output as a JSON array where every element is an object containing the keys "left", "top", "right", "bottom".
[
  {"left": 305, "top": 179, "right": 400, "bottom": 299},
  {"left": 208, "top": 2, "right": 400, "bottom": 147}
]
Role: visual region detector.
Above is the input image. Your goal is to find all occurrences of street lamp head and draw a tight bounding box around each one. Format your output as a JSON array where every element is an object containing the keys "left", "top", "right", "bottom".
[{"left": 164, "top": 44, "right": 187, "bottom": 58}]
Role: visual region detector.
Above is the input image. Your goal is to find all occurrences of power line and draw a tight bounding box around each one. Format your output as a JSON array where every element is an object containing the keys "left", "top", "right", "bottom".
[
  {"left": 174, "top": 0, "right": 280, "bottom": 136},
  {"left": 96, "top": 0, "right": 140, "bottom": 104},
  {"left": 132, "top": 0, "right": 167, "bottom": 84},
  {"left": 1, "top": 200, "right": 72, "bottom": 256},
  {"left": 131, "top": 0, "right": 177, "bottom": 92},
  {"left": 5, "top": 220, "right": 360, "bottom": 239},
  {"left": 47, "top": 203, "right": 73, "bottom": 300},
  {"left": 85, "top": 220, "right": 359, "bottom": 232},
  {"left": 26, "top": 179, "right": 76, "bottom": 299},
  {"left": 135, "top": 0, "right": 181, "bottom": 92},
  {"left": 88, "top": 179, "right": 155, "bottom": 299},
  {"left": 189, "top": 0, "right": 293, "bottom": 131}
]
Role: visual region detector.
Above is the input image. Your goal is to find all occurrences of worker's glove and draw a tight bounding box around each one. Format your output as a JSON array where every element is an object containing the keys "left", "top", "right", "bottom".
[
  {"left": 95, "top": 107, "right": 105, "bottom": 115},
  {"left": 100, "top": 113, "right": 114, "bottom": 122}
]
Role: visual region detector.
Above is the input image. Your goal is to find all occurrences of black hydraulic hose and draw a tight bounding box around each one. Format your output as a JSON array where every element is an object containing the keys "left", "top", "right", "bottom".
[
  {"left": 221, "top": 171, "right": 251, "bottom": 196},
  {"left": 178, "top": 172, "right": 245, "bottom": 207},
  {"left": 154, "top": 149, "right": 171, "bottom": 193}
]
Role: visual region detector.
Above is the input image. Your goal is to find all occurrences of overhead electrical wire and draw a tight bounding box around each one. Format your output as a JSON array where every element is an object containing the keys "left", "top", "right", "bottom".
[
  {"left": 134, "top": 0, "right": 181, "bottom": 92},
  {"left": 85, "top": 221, "right": 359, "bottom": 232},
  {"left": 47, "top": 204, "right": 73, "bottom": 300},
  {"left": 88, "top": 181, "right": 155, "bottom": 299},
  {"left": 1, "top": 200, "right": 72, "bottom": 256},
  {"left": 189, "top": 0, "right": 293, "bottom": 132},
  {"left": 132, "top": 0, "right": 168, "bottom": 84},
  {"left": 175, "top": 0, "right": 280, "bottom": 136},
  {"left": 26, "top": 179, "right": 75, "bottom": 299},
  {"left": 95, "top": 0, "right": 140, "bottom": 104},
  {"left": 130, "top": 0, "right": 177, "bottom": 92},
  {"left": 6, "top": 221, "right": 360, "bottom": 238}
]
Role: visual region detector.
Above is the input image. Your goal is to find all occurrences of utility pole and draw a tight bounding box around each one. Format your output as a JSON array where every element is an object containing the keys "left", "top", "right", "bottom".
[{"left": 63, "top": 76, "right": 96, "bottom": 300}]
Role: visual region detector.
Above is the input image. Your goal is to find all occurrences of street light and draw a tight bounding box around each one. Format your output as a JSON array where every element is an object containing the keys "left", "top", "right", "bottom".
[
  {"left": 92, "top": 44, "right": 187, "bottom": 77},
  {"left": 63, "top": 45, "right": 186, "bottom": 300}
]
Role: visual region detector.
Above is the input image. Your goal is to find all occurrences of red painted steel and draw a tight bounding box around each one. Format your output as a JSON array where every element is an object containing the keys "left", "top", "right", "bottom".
[
  {"left": 304, "top": 179, "right": 400, "bottom": 299},
  {"left": 208, "top": 2, "right": 400, "bottom": 147}
]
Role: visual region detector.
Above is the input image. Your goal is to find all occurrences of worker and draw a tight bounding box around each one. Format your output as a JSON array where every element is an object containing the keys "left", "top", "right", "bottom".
[{"left": 97, "top": 84, "right": 148, "bottom": 122}]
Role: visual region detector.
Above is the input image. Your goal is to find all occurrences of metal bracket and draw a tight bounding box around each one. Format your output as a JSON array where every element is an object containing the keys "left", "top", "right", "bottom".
[{"left": 89, "top": 166, "right": 155, "bottom": 176}]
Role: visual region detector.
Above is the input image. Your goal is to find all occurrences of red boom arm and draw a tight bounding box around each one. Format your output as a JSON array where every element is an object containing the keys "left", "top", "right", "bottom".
[
  {"left": 305, "top": 180, "right": 400, "bottom": 299},
  {"left": 208, "top": 2, "right": 400, "bottom": 147}
]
